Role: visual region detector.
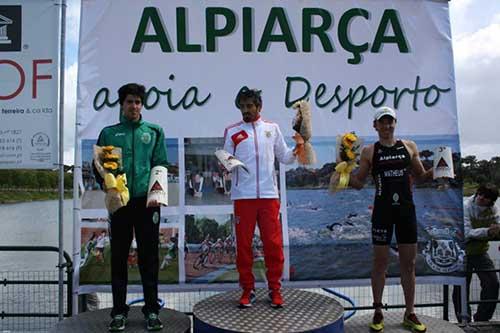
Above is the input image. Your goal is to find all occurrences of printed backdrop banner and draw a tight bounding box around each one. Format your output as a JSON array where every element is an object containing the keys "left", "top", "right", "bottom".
[
  {"left": 0, "top": 0, "right": 60, "bottom": 169},
  {"left": 76, "top": 0, "right": 463, "bottom": 292}
]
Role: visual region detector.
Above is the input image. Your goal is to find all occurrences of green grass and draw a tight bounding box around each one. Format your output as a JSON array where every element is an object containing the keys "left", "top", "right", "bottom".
[
  {"left": 214, "top": 259, "right": 266, "bottom": 283},
  {"left": 80, "top": 247, "right": 179, "bottom": 284},
  {"left": 462, "top": 182, "right": 478, "bottom": 197},
  {"left": 0, "top": 190, "right": 72, "bottom": 204}
]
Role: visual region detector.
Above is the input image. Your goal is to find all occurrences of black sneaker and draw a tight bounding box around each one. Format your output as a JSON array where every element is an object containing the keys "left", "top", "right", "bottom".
[
  {"left": 108, "top": 314, "right": 127, "bottom": 332},
  {"left": 146, "top": 312, "right": 163, "bottom": 331}
]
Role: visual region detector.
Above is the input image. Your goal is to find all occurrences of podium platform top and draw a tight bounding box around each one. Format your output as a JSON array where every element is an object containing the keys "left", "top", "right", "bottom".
[
  {"left": 51, "top": 307, "right": 190, "bottom": 333},
  {"left": 193, "top": 289, "right": 344, "bottom": 333}
]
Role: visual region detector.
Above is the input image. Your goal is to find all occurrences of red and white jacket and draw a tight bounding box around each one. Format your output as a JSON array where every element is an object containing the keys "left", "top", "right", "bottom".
[{"left": 223, "top": 118, "right": 296, "bottom": 200}]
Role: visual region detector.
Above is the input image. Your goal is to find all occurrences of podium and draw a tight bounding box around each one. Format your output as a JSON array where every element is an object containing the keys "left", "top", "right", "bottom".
[
  {"left": 51, "top": 307, "right": 190, "bottom": 333},
  {"left": 193, "top": 289, "right": 344, "bottom": 333},
  {"left": 344, "top": 312, "right": 464, "bottom": 332}
]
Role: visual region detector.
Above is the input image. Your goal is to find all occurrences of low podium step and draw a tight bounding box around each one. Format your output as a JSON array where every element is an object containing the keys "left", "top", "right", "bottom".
[
  {"left": 51, "top": 307, "right": 190, "bottom": 333},
  {"left": 193, "top": 289, "right": 344, "bottom": 333},
  {"left": 345, "top": 312, "right": 464, "bottom": 332}
]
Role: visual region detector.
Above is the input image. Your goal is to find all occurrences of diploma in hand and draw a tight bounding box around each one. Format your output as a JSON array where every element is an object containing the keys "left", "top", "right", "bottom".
[
  {"left": 147, "top": 166, "right": 169, "bottom": 207},
  {"left": 214, "top": 149, "right": 249, "bottom": 173},
  {"left": 433, "top": 146, "right": 455, "bottom": 179}
]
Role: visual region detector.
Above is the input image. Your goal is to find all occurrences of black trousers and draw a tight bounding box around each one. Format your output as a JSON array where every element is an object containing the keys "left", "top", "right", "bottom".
[
  {"left": 452, "top": 253, "right": 499, "bottom": 322},
  {"left": 109, "top": 197, "right": 161, "bottom": 317}
]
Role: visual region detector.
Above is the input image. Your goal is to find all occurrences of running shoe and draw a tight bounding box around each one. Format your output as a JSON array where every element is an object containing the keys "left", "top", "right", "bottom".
[
  {"left": 145, "top": 312, "right": 163, "bottom": 331},
  {"left": 403, "top": 313, "right": 426, "bottom": 332},
  {"left": 239, "top": 289, "right": 256, "bottom": 308},
  {"left": 268, "top": 289, "right": 284, "bottom": 308},
  {"left": 108, "top": 314, "right": 127, "bottom": 332},
  {"left": 369, "top": 311, "right": 384, "bottom": 332}
]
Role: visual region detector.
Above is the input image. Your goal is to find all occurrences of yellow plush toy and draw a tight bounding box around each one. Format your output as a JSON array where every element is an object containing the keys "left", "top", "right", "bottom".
[
  {"left": 329, "top": 132, "right": 360, "bottom": 192},
  {"left": 93, "top": 145, "right": 130, "bottom": 214}
]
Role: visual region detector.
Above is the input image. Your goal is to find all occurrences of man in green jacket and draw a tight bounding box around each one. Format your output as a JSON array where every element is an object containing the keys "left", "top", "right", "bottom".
[
  {"left": 94, "top": 83, "right": 167, "bottom": 331},
  {"left": 453, "top": 183, "right": 500, "bottom": 322}
]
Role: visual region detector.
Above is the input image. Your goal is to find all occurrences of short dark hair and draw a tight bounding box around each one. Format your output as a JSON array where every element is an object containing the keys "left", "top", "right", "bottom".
[
  {"left": 476, "top": 183, "right": 499, "bottom": 206},
  {"left": 235, "top": 87, "right": 262, "bottom": 109},
  {"left": 118, "top": 83, "right": 146, "bottom": 105}
]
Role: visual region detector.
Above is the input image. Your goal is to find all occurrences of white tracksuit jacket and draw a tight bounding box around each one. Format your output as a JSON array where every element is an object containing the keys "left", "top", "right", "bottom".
[{"left": 223, "top": 118, "right": 296, "bottom": 200}]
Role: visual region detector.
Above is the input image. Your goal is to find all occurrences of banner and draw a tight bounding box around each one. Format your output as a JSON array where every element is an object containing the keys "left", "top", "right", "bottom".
[
  {"left": 0, "top": 0, "right": 60, "bottom": 169},
  {"left": 76, "top": 0, "right": 463, "bottom": 292}
]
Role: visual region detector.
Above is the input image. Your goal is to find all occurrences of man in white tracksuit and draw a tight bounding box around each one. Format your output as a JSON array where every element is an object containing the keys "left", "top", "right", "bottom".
[{"left": 223, "top": 88, "right": 300, "bottom": 308}]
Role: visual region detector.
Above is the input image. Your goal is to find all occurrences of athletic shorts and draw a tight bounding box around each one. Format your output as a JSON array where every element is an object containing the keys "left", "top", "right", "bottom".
[{"left": 371, "top": 201, "right": 417, "bottom": 245}]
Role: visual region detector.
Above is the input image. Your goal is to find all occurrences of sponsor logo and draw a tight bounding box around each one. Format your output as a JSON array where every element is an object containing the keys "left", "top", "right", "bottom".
[
  {"left": 150, "top": 180, "right": 163, "bottom": 192},
  {"left": 436, "top": 157, "right": 449, "bottom": 168},
  {"left": 372, "top": 228, "right": 387, "bottom": 242},
  {"left": 231, "top": 130, "right": 248, "bottom": 146},
  {"left": 152, "top": 211, "right": 159, "bottom": 224},
  {"left": 265, "top": 130, "right": 271, "bottom": 138},
  {"left": 383, "top": 169, "right": 404, "bottom": 177},
  {"left": 379, "top": 154, "right": 406, "bottom": 161},
  {"left": 141, "top": 132, "right": 151, "bottom": 144},
  {"left": 422, "top": 228, "right": 464, "bottom": 273},
  {"left": 392, "top": 192, "right": 400, "bottom": 205},
  {"left": 0, "top": 6, "right": 21, "bottom": 52},
  {"left": 114, "top": 133, "right": 125, "bottom": 137},
  {"left": 31, "top": 132, "right": 49, "bottom": 148}
]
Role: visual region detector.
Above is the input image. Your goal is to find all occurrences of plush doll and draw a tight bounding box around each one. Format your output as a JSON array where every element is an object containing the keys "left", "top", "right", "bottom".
[
  {"left": 292, "top": 100, "right": 317, "bottom": 165},
  {"left": 329, "top": 132, "right": 360, "bottom": 192},
  {"left": 93, "top": 145, "right": 129, "bottom": 214}
]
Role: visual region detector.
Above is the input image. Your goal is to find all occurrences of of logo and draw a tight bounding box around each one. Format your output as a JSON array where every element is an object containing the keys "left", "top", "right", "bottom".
[
  {"left": 422, "top": 227, "right": 464, "bottom": 273},
  {"left": 0, "top": 6, "right": 22, "bottom": 52},
  {"left": 141, "top": 132, "right": 151, "bottom": 144},
  {"left": 152, "top": 211, "right": 159, "bottom": 224},
  {"left": 31, "top": 132, "right": 50, "bottom": 148},
  {"left": 265, "top": 131, "right": 271, "bottom": 138}
]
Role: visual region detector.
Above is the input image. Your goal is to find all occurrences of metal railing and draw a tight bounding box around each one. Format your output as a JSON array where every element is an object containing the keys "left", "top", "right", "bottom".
[
  {"left": 339, "top": 284, "right": 451, "bottom": 320},
  {"left": 3, "top": 248, "right": 500, "bottom": 331},
  {"left": 0, "top": 246, "right": 73, "bottom": 321}
]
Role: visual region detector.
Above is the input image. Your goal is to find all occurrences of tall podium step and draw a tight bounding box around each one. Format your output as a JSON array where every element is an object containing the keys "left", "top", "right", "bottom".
[
  {"left": 345, "top": 312, "right": 464, "bottom": 332},
  {"left": 193, "top": 289, "right": 344, "bottom": 333},
  {"left": 51, "top": 307, "right": 190, "bottom": 333}
]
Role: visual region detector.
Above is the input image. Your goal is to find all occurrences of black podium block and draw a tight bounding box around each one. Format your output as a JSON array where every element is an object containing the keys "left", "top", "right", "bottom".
[
  {"left": 193, "top": 289, "right": 344, "bottom": 333},
  {"left": 51, "top": 307, "right": 190, "bottom": 333}
]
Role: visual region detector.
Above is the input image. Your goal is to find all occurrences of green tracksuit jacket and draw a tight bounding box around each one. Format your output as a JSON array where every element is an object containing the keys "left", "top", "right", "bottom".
[{"left": 95, "top": 116, "right": 168, "bottom": 198}]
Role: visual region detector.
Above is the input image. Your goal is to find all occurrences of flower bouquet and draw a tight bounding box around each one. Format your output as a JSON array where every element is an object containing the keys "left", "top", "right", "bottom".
[
  {"left": 93, "top": 145, "right": 129, "bottom": 214},
  {"left": 329, "top": 132, "right": 361, "bottom": 192}
]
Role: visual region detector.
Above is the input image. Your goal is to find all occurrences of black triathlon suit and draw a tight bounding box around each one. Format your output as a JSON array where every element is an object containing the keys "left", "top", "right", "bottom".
[{"left": 371, "top": 140, "right": 417, "bottom": 245}]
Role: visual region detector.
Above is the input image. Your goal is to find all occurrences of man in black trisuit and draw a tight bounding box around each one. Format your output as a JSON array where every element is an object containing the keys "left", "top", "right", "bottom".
[{"left": 349, "top": 106, "right": 432, "bottom": 332}]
